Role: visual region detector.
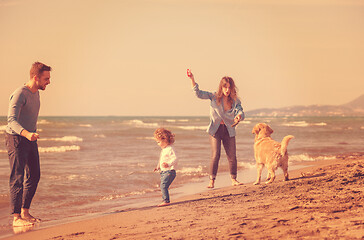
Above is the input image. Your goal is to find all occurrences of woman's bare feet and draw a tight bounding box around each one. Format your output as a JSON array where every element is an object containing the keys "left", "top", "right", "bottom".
[
  {"left": 158, "top": 202, "right": 170, "bottom": 207},
  {"left": 232, "top": 179, "right": 243, "bottom": 186},
  {"left": 207, "top": 179, "right": 215, "bottom": 188}
]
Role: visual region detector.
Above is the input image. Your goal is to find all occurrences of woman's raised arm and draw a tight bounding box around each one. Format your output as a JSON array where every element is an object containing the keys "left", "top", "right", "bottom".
[
  {"left": 187, "top": 70, "right": 197, "bottom": 87},
  {"left": 188, "top": 71, "right": 214, "bottom": 100}
]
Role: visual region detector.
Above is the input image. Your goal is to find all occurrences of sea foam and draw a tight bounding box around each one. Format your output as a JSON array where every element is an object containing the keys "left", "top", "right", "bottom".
[
  {"left": 282, "top": 121, "right": 327, "bottom": 127},
  {"left": 66, "top": 174, "right": 90, "bottom": 181},
  {"left": 289, "top": 154, "right": 336, "bottom": 163},
  {"left": 238, "top": 161, "right": 256, "bottom": 169},
  {"left": 79, "top": 124, "right": 92, "bottom": 128},
  {"left": 177, "top": 166, "right": 204, "bottom": 175},
  {"left": 177, "top": 126, "right": 207, "bottom": 131},
  {"left": 38, "top": 145, "right": 81, "bottom": 153},
  {"left": 100, "top": 188, "right": 157, "bottom": 201},
  {"left": 126, "top": 120, "right": 158, "bottom": 128},
  {"left": 282, "top": 121, "right": 309, "bottom": 127},
  {"left": 166, "top": 119, "right": 189, "bottom": 123},
  {"left": 94, "top": 134, "right": 106, "bottom": 138},
  {"left": 38, "top": 119, "right": 51, "bottom": 125},
  {"left": 313, "top": 122, "right": 327, "bottom": 126},
  {"left": 39, "top": 136, "right": 83, "bottom": 142}
]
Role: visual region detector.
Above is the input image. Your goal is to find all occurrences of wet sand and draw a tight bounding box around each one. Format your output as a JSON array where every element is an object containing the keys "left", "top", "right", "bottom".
[{"left": 3, "top": 153, "right": 364, "bottom": 240}]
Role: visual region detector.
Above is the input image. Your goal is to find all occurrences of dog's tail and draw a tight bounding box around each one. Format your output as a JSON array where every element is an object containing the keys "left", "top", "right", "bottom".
[{"left": 281, "top": 135, "right": 294, "bottom": 156}]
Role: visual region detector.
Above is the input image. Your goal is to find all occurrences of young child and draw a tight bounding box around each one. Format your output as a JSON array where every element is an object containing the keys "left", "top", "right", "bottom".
[{"left": 154, "top": 128, "right": 178, "bottom": 207}]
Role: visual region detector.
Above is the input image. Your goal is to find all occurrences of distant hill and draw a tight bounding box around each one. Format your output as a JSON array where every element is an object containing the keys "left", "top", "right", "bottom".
[
  {"left": 343, "top": 94, "right": 364, "bottom": 110},
  {"left": 247, "top": 94, "right": 364, "bottom": 117}
]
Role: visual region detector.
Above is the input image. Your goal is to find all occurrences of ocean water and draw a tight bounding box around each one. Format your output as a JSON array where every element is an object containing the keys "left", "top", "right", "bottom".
[{"left": 0, "top": 116, "right": 363, "bottom": 232}]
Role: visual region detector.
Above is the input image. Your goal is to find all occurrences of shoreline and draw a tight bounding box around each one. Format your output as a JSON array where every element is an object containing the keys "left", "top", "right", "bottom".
[
  {"left": 0, "top": 157, "right": 315, "bottom": 239},
  {"left": 0, "top": 160, "right": 285, "bottom": 238},
  {"left": 3, "top": 152, "right": 363, "bottom": 239}
]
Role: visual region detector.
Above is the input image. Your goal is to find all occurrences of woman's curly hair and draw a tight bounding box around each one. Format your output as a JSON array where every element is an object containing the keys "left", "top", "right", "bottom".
[{"left": 154, "top": 128, "right": 175, "bottom": 145}]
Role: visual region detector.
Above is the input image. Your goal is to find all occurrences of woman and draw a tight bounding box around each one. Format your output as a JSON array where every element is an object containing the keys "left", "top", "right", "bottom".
[{"left": 188, "top": 71, "right": 244, "bottom": 188}]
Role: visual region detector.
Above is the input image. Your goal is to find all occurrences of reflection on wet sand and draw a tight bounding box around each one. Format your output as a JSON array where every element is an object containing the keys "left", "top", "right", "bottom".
[{"left": 12, "top": 223, "right": 39, "bottom": 235}]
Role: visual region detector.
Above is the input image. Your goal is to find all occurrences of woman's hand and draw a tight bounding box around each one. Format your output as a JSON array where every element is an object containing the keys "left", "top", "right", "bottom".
[
  {"left": 188, "top": 71, "right": 194, "bottom": 80},
  {"left": 232, "top": 114, "right": 242, "bottom": 127},
  {"left": 187, "top": 71, "right": 196, "bottom": 87},
  {"left": 235, "top": 114, "right": 242, "bottom": 122}
]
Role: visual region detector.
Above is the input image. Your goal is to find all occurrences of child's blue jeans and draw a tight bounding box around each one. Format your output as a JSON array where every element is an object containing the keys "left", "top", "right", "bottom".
[{"left": 160, "top": 170, "right": 176, "bottom": 203}]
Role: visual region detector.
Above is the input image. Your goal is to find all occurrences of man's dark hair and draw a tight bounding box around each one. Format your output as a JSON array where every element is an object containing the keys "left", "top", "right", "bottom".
[{"left": 30, "top": 62, "right": 52, "bottom": 79}]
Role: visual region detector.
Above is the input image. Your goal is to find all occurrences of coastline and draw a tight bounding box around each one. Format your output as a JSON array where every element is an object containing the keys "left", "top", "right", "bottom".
[
  {"left": 2, "top": 152, "right": 363, "bottom": 239},
  {"left": 0, "top": 160, "right": 284, "bottom": 239},
  {"left": 0, "top": 151, "right": 322, "bottom": 238}
]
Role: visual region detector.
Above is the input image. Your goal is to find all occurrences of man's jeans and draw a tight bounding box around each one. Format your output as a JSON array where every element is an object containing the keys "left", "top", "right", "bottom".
[
  {"left": 5, "top": 134, "right": 40, "bottom": 214},
  {"left": 160, "top": 170, "right": 176, "bottom": 203}
]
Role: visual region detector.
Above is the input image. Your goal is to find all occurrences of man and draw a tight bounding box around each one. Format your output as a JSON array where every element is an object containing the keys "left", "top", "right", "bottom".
[{"left": 5, "top": 62, "right": 51, "bottom": 227}]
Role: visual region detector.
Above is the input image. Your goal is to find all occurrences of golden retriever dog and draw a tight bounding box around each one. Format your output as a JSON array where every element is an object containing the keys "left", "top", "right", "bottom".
[{"left": 252, "top": 123, "right": 294, "bottom": 184}]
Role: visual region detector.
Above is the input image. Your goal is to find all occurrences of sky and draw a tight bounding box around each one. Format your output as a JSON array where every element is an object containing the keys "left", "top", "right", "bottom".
[{"left": 0, "top": 0, "right": 363, "bottom": 116}]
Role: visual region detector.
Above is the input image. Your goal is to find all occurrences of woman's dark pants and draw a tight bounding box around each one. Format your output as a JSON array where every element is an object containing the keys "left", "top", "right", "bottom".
[{"left": 209, "top": 124, "right": 237, "bottom": 180}]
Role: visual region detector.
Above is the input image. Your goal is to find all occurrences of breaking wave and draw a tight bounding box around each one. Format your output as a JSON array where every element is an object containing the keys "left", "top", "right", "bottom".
[
  {"left": 79, "top": 124, "right": 92, "bottom": 128},
  {"left": 166, "top": 119, "right": 190, "bottom": 123},
  {"left": 38, "top": 145, "right": 81, "bottom": 153},
  {"left": 125, "top": 120, "right": 159, "bottom": 128},
  {"left": 100, "top": 188, "right": 157, "bottom": 201},
  {"left": 282, "top": 121, "right": 309, "bottom": 127},
  {"left": 39, "top": 136, "right": 83, "bottom": 142},
  {"left": 94, "top": 134, "right": 106, "bottom": 138},
  {"left": 177, "top": 166, "right": 204, "bottom": 175},
  {"left": 289, "top": 154, "right": 336, "bottom": 163},
  {"left": 238, "top": 161, "right": 256, "bottom": 169},
  {"left": 38, "top": 119, "right": 51, "bottom": 125},
  {"left": 177, "top": 126, "right": 207, "bottom": 131},
  {"left": 282, "top": 121, "right": 327, "bottom": 127}
]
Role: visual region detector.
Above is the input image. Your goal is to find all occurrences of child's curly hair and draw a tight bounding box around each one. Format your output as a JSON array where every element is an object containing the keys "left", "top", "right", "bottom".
[{"left": 154, "top": 128, "right": 175, "bottom": 145}]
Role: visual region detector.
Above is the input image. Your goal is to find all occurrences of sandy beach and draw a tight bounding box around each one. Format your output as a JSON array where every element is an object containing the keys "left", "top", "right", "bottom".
[{"left": 1, "top": 152, "right": 363, "bottom": 240}]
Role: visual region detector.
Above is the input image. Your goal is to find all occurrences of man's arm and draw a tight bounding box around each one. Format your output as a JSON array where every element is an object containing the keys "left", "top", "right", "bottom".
[{"left": 8, "top": 91, "right": 39, "bottom": 141}]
